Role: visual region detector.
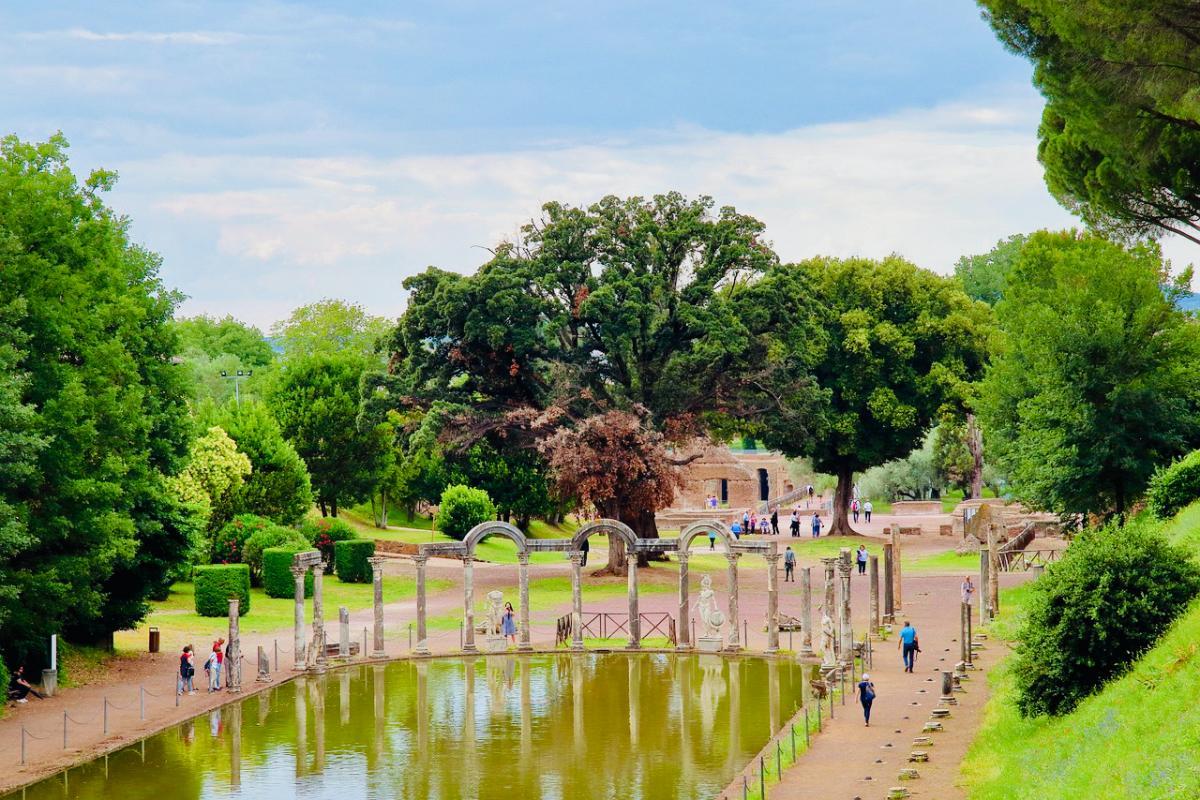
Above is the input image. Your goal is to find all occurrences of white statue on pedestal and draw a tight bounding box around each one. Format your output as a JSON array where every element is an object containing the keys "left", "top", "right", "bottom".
[
  {"left": 696, "top": 574, "right": 726, "bottom": 638},
  {"left": 486, "top": 590, "right": 504, "bottom": 636},
  {"left": 820, "top": 610, "right": 837, "bottom": 667}
]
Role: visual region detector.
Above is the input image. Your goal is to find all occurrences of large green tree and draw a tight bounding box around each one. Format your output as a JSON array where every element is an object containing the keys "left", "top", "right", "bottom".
[
  {"left": 0, "top": 134, "right": 194, "bottom": 656},
  {"left": 749, "top": 256, "right": 992, "bottom": 535},
  {"left": 269, "top": 353, "right": 390, "bottom": 517},
  {"left": 386, "top": 193, "right": 796, "bottom": 572},
  {"left": 174, "top": 314, "right": 274, "bottom": 405},
  {"left": 954, "top": 234, "right": 1028, "bottom": 306},
  {"left": 978, "top": 0, "right": 1200, "bottom": 243},
  {"left": 271, "top": 299, "right": 390, "bottom": 363},
  {"left": 979, "top": 230, "right": 1200, "bottom": 518}
]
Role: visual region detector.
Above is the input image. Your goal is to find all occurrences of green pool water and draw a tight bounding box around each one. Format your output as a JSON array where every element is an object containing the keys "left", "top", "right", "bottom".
[{"left": 10, "top": 653, "right": 808, "bottom": 800}]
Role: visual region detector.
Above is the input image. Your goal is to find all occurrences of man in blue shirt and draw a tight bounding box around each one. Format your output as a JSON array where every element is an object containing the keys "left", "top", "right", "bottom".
[
  {"left": 811, "top": 513, "right": 822, "bottom": 538},
  {"left": 898, "top": 621, "right": 919, "bottom": 672}
]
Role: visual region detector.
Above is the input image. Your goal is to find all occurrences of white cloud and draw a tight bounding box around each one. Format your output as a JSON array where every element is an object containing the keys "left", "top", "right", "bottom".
[
  {"left": 23, "top": 27, "right": 249, "bottom": 45},
  {"left": 113, "top": 94, "right": 1194, "bottom": 327}
]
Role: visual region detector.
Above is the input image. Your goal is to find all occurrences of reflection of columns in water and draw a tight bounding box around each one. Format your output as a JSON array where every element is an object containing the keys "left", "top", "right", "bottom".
[
  {"left": 229, "top": 702, "right": 242, "bottom": 789},
  {"left": 677, "top": 553, "right": 691, "bottom": 649},
  {"left": 294, "top": 679, "right": 308, "bottom": 777},
  {"left": 416, "top": 660, "right": 429, "bottom": 757},
  {"left": 520, "top": 656, "right": 532, "bottom": 761},
  {"left": 727, "top": 659, "right": 741, "bottom": 773},
  {"left": 518, "top": 553, "right": 533, "bottom": 651},
  {"left": 372, "top": 664, "right": 385, "bottom": 760},
  {"left": 311, "top": 676, "right": 326, "bottom": 772},
  {"left": 799, "top": 567, "right": 815, "bottom": 658},
  {"left": 257, "top": 690, "right": 270, "bottom": 727},
  {"left": 571, "top": 654, "right": 584, "bottom": 755},
  {"left": 767, "top": 659, "right": 780, "bottom": 735},
  {"left": 464, "top": 658, "right": 479, "bottom": 798},
  {"left": 339, "top": 668, "right": 351, "bottom": 726},
  {"left": 628, "top": 656, "right": 640, "bottom": 748},
  {"left": 463, "top": 557, "right": 477, "bottom": 652},
  {"left": 414, "top": 554, "right": 430, "bottom": 655},
  {"left": 726, "top": 553, "right": 742, "bottom": 651},
  {"left": 679, "top": 656, "right": 693, "bottom": 770},
  {"left": 569, "top": 552, "right": 585, "bottom": 651}
]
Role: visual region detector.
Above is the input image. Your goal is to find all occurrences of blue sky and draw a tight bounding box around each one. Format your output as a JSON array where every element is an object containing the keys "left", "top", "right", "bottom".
[{"left": 3, "top": 2, "right": 1193, "bottom": 326}]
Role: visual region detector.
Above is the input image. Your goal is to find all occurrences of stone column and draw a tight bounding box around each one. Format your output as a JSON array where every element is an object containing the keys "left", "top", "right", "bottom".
[
  {"left": 517, "top": 552, "right": 533, "bottom": 651},
  {"left": 677, "top": 552, "right": 691, "bottom": 650},
  {"left": 413, "top": 554, "right": 429, "bottom": 655},
  {"left": 367, "top": 556, "right": 386, "bottom": 657},
  {"left": 960, "top": 602, "right": 969, "bottom": 665},
  {"left": 463, "top": 556, "right": 477, "bottom": 652},
  {"left": 627, "top": 551, "right": 641, "bottom": 649},
  {"left": 837, "top": 549, "right": 853, "bottom": 662},
  {"left": 312, "top": 569, "right": 326, "bottom": 673},
  {"left": 882, "top": 543, "right": 895, "bottom": 624},
  {"left": 986, "top": 522, "right": 1000, "bottom": 619},
  {"left": 338, "top": 606, "right": 350, "bottom": 657},
  {"left": 227, "top": 598, "right": 242, "bottom": 693},
  {"left": 726, "top": 553, "right": 741, "bottom": 651},
  {"left": 890, "top": 526, "right": 903, "bottom": 611},
  {"left": 979, "top": 548, "right": 990, "bottom": 625},
  {"left": 569, "top": 552, "right": 584, "bottom": 651},
  {"left": 799, "top": 566, "right": 815, "bottom": 658},
  {"left": 765, "top": 552, "right": 780, "bottom": 653},
  {"left": 820, "top": 557, "right": 837, "bottom": 657},
  {"left": 869, "top": 555, "right": 880, "bottom": 634},
  {"left": 291, "top": 565, "right": 307, "bottom": 670}
]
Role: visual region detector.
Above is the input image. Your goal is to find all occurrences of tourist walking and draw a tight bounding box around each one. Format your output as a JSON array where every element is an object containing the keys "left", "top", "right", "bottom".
[
  {"left": 708, "top": 528, "right": 717, "bottom": 549},
  {"left": 731, "top": 520, "right": 742, "bottom": 541},
  {"left": 502, "top": 602, "right": 518, "bottom": 645},
  {"left": 207, "top": 638, "right": 225, "bottom": 691},
  {"left": 770, "top": 507, "right": 780, "bottom": 536},
  {"left": 857, "top": 673, "right": 876, "bottom": 726},
  {"left": 580, "top": 536, "right": 590, "bottom": 567},
  {"left": 178, "top": 645, "right": 196, "bottom": 696},
  {"left": 961, "top": 575, "right": 975, "bottom": 606},
  {"left": 789, "top": 509, "right": 800, "bottom": 537},
  {"left": 810, "top": 512, "right": 822, "bottom": 538},
  {"left": 784, "top": 546, "right": 796, "bottom": 582},
  {"left": 864, "top": 500, "right": 873, "bottom": 523},
  {"left": 851, "top": 498, "right": 860, "bottom": 523},
  {"left": 749, "top": 511, "right": 758, "bottom": 534},
  {"left": 742, "top": 509, "right": 751, "bottom": 533},
  {"left": 856, "top": 544, "right": 868, "bottom": 575},
  {"left": 898, "top": 621, "right": 919, "bottom": 673}
]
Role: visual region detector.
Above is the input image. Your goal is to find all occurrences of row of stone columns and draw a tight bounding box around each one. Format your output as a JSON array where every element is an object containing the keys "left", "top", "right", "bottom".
[{"left": 289, "top": 552, "right": 389, "bottom": 672}]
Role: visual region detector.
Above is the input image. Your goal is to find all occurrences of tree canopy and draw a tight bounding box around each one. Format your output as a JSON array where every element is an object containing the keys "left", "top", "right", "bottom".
[
  {"left": 979, "top": 231, "right": 1200, "bottom": 518},
  {"left": 954, "top": 234, "right": 1027, "bottom": 306},
  {"left": 978, "top": 0, "right": 1200, "bottom": 244},
  {"left": 271, "top": 299, "right": 390, "bottom": 363}
]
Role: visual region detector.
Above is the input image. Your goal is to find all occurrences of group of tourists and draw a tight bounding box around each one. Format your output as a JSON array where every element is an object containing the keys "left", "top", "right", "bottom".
[{"left": 177, "top": 638, "right": 230, "bottom": 696}]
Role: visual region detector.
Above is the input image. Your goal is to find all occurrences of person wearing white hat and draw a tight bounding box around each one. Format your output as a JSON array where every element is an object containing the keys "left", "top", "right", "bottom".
[{"left": 857, "top": 672, "right": 876, "bottom": 726}]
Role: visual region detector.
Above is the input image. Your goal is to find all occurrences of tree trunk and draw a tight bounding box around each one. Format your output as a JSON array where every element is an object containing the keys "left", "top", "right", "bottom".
[
  {"left": 830, "top": 466, "right": 858, "bottom": 536},
  {"left": 319, "top": 500, "right": 328, "bottom": 517},
  {"left": 967, "top": 412, "right": 984, "bottom": 500},
  {"left": 330, "top": 498, "right": 338, "bottom": 518},
  {"left": 592, "top": 501, "right": 660, "bottom": 575},
  {"left": 379, "top": 489, "right": 388, "bottom": 528}
]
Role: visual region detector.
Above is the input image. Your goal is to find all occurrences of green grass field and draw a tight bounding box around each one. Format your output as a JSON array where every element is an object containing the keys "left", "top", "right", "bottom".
[{"left": 902, "top": 549, "right": 979, "bottom": 575}]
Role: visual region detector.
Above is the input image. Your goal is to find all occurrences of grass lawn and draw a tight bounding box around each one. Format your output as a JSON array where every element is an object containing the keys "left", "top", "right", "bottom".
[
  {"left": 902, "top": 549, "right": 980, "bottom": 575},
  {"left": 114, "top": 574, "right": 451, "bottom": 653}
]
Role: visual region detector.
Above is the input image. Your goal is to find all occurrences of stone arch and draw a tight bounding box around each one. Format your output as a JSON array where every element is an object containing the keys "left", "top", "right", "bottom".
[
  {"left": 463, "top": 521, "right": 529, "bottom": 556},
  {"left": 678, "top": 520, "right": 735, "bottom": 553},
  {"left": 571, "top": 519, "right": 638, "bottom": 552}
]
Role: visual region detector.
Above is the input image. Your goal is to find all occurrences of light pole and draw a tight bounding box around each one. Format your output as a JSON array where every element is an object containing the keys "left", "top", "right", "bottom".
[{"left": 220, "top": 369, "right": 253, "bottom": 407}]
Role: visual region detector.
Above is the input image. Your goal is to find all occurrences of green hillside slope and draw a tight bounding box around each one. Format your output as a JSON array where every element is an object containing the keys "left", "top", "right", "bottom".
[{"left": 961, "top": 502, "right": 1200, "bottom": 799}]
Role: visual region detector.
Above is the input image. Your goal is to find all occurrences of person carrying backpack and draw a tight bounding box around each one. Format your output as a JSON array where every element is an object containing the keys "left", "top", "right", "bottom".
[{"left": 857, "top": 673, "right": 876, "bottom": 726}]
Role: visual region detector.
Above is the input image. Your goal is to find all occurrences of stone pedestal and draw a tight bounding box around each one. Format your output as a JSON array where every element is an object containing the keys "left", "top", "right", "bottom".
[
  {"left": 257, "top": 646, "right": 271, "bottom": 682},
  {"left": 41, "top": 669, "right": 57, "bottom": 698},
  {"left": 697, "top": 636, "right": 723, "bottom": 653},
  {"left": 486, "top": 636, "right": 507, "bottom": 653}
]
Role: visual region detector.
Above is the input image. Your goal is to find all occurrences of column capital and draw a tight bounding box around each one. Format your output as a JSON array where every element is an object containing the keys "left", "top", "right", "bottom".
[
  {"left": 568, "top": 551, "right": 583, "bottom": 567},
  {"left": 412, "top": 553, "right": 428, "bottom": 566},
  {"left": 725, "top": 552, "right": 742, "bottom": 565},
  {"left": 764, "top": 552, "right": 781, "bottom": 565},
  {"left": 290, "top": 565, "right": 308, "bottom": 578},
  {"left": 677, "top": 551, "right": 689, "bottom": 565},
  {"left": 517, "top": 552, "right": 531, "bottom": 566},
  {"left": 367, "top": 556, "right": 386, "bottom": 567}
]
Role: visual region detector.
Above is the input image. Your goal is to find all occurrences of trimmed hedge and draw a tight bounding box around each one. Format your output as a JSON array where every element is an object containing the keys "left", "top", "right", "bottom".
[
  {"left": 334, "top": 539, "right": 376, "bottom": 583},
  {"left": 243, "top": 525, "right": 310, "bottom": 586},
  {"left": 436, "top": 484, "right": 496, "bottom": 541},
  {"left": 0, "top": 658, "right": 8, "bottom": 718},
  {"left": 1147, "top": 449, "right": 1200, "bottom": 519},
  {"left": 194, "top": 564, "right": 252, "bottom": 617},
  {"left": 263, "top": 547, "right": 314, "bottom": 599},
  {"left": 302, "top": 517, "right": 357, "bottom": 573}
]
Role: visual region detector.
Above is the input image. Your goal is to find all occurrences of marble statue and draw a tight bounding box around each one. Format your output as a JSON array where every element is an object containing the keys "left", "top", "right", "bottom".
[
  {"left": 486, "top": 590, "right": 505, "bottom": 636},
  {"left": 696, "top": 574, "right": 726, "bottom": 638},
  {"left": 820, "top": 610, "right": 837, "bottom": 667}
]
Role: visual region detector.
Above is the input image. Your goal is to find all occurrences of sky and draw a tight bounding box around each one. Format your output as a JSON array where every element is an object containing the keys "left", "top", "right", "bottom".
[{"left": 3, "top": 1, "right": 1195, "bottom": 328}]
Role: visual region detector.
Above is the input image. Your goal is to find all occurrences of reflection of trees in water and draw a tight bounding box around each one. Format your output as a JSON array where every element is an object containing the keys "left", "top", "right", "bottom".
[{"left": 17, "top": 655, "right": 807, "bottom": 800}]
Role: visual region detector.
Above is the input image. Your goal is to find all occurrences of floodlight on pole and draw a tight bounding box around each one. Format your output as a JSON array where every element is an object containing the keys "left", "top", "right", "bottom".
[{"left": 220, "top": 369, "right": 254, "bottom": 407}]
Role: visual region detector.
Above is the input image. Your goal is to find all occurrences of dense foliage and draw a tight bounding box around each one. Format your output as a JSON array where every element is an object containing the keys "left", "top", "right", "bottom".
[
  {"left": 1146, "top": 450, "right": 1200, "bottom": 520},
  {"left": 980, "top": 232, "right": 1200, "bottom": 518},
  {"left": 334, "top": 539, "right": 376, "bottom": 583},
  {"left": 270, "top": 299, "right": 390, "bottom": 363},
  {"left": 437, "top": 485, "right": 496, "bottom": 541},
  {"left": 262, "top": 547, "right": 313, "bottom": 599},
  {"left": 978, "top": 1, "right": 1200, "bottom": 245},
  {"left": 210, "top": 514, "right": 273, "bottom": 565},
  {"left": 242, "top": 524, "right": 309, "bottom": 586},
  {"left": 302, "top": 516, "right": 358, "bottom": 572},
  {"left": 171, "top": 426, "right": 251, "bottom": 535},
  {"left": 954, "top": 234, "right": 1026, "bottom": 306},
  {"left": 1011, "top": 521, "right": 1200, "bottom": 716},
  {"left": 0, "top": 135, "right": 194, "bottom": 659},
  {"left": 174, "top": 315, "right": 274, "bottom": 406},
  {"left": 193, "top": 564, "right": 252, "bottom": 618}
]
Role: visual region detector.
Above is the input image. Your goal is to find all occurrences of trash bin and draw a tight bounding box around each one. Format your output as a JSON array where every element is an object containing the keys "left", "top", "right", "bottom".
[{"left": 149, "top": 626, "right": 160, "bottom": 653}]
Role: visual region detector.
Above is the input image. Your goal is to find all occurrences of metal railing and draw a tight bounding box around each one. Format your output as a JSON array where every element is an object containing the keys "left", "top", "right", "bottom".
[{"left": 554, "top": 612, "right": 677, "bottom": 646}]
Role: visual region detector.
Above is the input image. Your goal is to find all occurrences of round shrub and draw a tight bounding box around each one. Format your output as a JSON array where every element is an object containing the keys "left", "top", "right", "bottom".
[
  {"left": 262, "top": 547, "right": 315, "bottom": 599},
  {"left": 334, "top": 539, "right": 376, "bottom": 583},
  {"left": 436, "top": 484, "right": 496, "bottom": 541},
  {"left": 301, "top": 517, "right": 357, "bottom": 573},
  {"left": 1147, "top": 449, "right": 1200, "bottom": 519},
  {"left": 210, "top": 514, "right": 273, "bottom": 565},
  {"left": 193, "top": 564, "right": 252, "bottom": 617},
  {"left": 1012, "top": 520, "right": 1200, "bottom": 717},
  {"left": 243, "top": 525, "right": 310, "bottom": 586}
]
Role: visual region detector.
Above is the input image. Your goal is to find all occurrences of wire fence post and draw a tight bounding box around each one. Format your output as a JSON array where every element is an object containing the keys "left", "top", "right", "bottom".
[
  {"left": 742, "top": 775, "right": 748, "bottom": 800},
  {"left": 790, "top": 722, "right": 796, "bottom": 760},
  {"left": 140, "top": 685, "right": 145, "bottom": 720},
  {"left": 274, "top": 639, "right": 279, "bottom": 672},
  {"left": 841, "top": 668, "right": 846, "bottom": 705},
  {"left": 816, "top": 697, "right": 821, "bottom": 731},
  {"left": 459, "top": 620, "right": 464, "bottom": 651},
  {"left": 776, "top": 740, "right": 782, "bottom": 779},
  {"left": 829, "top": 683, "right": 834, "bottom": 719},
  {"left": 20, "top": 726, "right": 26, "bottom": 765},
  {"left": 363, "top": 626, "right": 368, "bottom": 658},
  {"left": 804, "top": 706, "right": 811, "bottom": 744},
  {"left": 759, "top": 756, "right": 766, "bottom": 799},
  {"left": 103, "top": 697, "right": 109, "bottom": 735},
  {"left": 63, "top": 710, "right": 68, "bottom": 749},
  {"left": 408, "top": 622, "right": 413, "bottom": 651}
]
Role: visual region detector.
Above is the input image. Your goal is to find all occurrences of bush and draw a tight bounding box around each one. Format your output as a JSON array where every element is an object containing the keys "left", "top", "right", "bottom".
[
  {"left": 334, "top": 539, "right": 376, "bottom": 583},
  {"left": 243, "top": 525, "right": 310, "bottom": 586},
  {"left": 436, "top": 484, "right": 496, "bottom": 541},
  {"left": 1012, "top": 520, "right": 1200, "bottom": 716},
  {"left": 1147, "top": 450, "right": 1200, "bottom": 519},
  {"left": 301, "top": 517, "right": 357, "bottom": 573},
  {"left": 193, "top": 564, "right": 252, "bottom": 617},
  {"left": 262, "top": 547, "right": 314, "bottom": 599},
  {"left": 0, "top": 657, "right": 8, "bottom": 718},
  {"left": 210, "top": 514, "right": 273, "bottom": 565}
]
